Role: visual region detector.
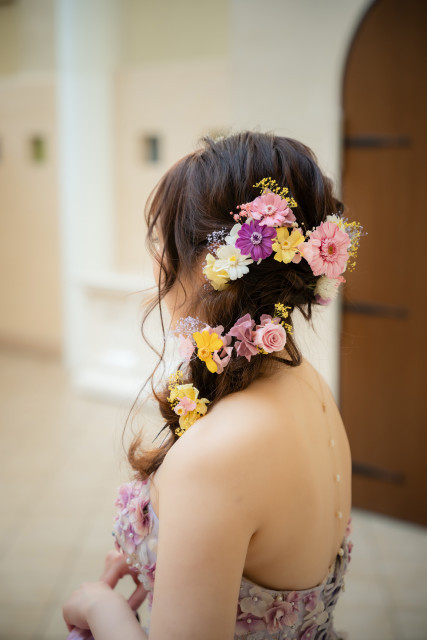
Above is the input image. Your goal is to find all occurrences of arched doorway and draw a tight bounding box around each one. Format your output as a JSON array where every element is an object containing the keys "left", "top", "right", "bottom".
[{"left": 341, "top": 0, "right": 427, "bottom": 525}]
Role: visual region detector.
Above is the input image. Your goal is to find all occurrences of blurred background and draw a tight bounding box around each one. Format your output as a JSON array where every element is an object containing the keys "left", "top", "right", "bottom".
[{"left": 0, "top": 0, "right": 426, "bottom": 638}]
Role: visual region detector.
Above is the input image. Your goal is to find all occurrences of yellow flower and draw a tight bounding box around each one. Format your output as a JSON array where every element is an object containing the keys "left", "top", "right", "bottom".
[
  {"left": 193, "top": 330, "right": 223, "bottom": 373},
  {"left": 175, "top": 400, "right": 209, "bottom": 436},
  {"left": 196, "top": 398, "right": 209, "bottom": 414},
  {"left": 272, "top": 227, "right": 305, "bottom": 264},
  {"left": 202, "top": 253, "right": 230, "bottom": 290}
]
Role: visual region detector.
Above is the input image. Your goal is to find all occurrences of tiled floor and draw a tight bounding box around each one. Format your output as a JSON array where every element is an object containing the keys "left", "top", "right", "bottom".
[{"left": 1, "top": 348, "right": 426, "bottom": 640}]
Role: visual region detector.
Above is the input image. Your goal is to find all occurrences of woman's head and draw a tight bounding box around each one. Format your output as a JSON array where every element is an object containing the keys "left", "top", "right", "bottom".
[
  {"left": 130, "top": 132, "right": 344, "bottom": 476},
  {"left": 147, "top": 131, "right": 342, "bottom": 328}
]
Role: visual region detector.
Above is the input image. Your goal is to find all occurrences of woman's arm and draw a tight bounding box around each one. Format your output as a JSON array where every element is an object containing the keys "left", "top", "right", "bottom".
[{"left": 148, "top": 414, "right": 261, "bottom": 640}]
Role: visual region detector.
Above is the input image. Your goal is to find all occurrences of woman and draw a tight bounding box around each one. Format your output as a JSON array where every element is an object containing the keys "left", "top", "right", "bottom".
[{"left": 63, "top": 132, "right": 358, "bottom": 639}]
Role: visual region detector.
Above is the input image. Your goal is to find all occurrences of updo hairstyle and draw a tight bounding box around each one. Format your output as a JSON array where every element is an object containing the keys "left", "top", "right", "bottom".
[{"left": 128, "top": 131, "right": 343, "bottom": 477}]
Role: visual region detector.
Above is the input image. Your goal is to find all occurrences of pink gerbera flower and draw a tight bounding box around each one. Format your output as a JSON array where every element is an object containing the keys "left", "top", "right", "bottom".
[
  {"left": 249, "top": 193, "right": 296, "bottom": 227},
  {"left": 299, "top": 221, "right": 350, "bottom": 278}
]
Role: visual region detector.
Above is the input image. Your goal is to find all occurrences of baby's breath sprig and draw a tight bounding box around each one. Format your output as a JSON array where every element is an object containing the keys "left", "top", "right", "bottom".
[{"left": 253, "top": 177, "right": 298, "bottom": 208}]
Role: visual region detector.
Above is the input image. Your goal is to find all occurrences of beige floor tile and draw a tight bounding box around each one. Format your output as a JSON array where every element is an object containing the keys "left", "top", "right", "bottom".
[
  {"left": 2, "top": 349, "right": 427, "bottom": 640},
  {"left": 394, "top": 607, "right": 427, "bottom": 640}
]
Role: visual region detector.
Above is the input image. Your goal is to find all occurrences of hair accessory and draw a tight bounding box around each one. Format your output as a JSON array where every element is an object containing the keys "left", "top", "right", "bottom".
[
  {"left": 167, "top": 370, "right": 209, "bottom": 436},
  {"left": 170, "top": 303, "right": 292, "bottom": 436},
  {"left": 202, "top": 177, "right": 364, "bottom": 305},
  {"left": 174, "top": 303, "right": 292, "bottom": 375}
]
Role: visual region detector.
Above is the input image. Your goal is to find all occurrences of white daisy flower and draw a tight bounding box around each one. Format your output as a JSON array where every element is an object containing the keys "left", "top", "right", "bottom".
[
  {"left": 215, "top": 245, "right": 253, "bottom": 280},
  {"left": 225, "top": 223, "right": 242, "bottom": 245}
]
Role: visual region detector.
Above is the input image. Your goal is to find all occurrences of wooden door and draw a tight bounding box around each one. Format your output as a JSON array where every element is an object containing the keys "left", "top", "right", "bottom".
[{"left": 341, "top": 0, "right": 427, "bottom": 525}]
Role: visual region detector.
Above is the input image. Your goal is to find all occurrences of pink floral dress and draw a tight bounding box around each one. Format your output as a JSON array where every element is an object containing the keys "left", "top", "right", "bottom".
[{"left": 113, "top": 477, "right": 353, "bottom": 640}]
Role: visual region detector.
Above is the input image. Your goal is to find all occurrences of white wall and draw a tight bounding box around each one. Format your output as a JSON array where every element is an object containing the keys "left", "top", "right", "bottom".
[
  {"left": 0, "top": 0, "right": 374, "bottom": 401},
  {"left": 115, "top": 59, "right": 231, "bottom": 272}
]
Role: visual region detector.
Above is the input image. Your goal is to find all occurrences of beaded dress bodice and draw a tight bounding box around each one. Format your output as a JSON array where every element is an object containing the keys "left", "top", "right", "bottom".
[{"left": 112, "top": 477, "right": 353, "bottom": 639}]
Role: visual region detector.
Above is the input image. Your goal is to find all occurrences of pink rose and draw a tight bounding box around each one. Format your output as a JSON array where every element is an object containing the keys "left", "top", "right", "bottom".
[{"left": 254, "top": 322, "right": 287, "bottom": 353}]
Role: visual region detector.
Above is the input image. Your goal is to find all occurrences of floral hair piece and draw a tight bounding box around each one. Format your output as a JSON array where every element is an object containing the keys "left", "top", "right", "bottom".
[
  {"left": 168, "top": 370, "right": 209, "bottom": 436},
  {"left": 170, "top": 304, "right": 292, "bottom": 436},
  {"left": 202, "top": 177, "right": 364, "bottom": 305},
  {"left": 175, "top": 303, "right": 292, "bottom": 374}
]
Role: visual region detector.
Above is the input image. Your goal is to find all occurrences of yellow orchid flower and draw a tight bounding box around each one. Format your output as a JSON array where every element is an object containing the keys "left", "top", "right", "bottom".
[
  {"left": 193, "top": 330, "right": 223, "bottom": 373},
  {"left": 272, "top": 227, "right": 305, "bottom": 264}
]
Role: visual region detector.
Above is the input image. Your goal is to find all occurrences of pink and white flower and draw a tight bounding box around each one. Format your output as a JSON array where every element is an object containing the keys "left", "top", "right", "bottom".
[
  {"left": 249, "top": 192, "right": 296, "bottom": 228},
  {"left": 174, "top": 396, "right": 197, "bottom": 416},
  {"left": 298, "top": 221, "right": 350, "bottom": 278}
]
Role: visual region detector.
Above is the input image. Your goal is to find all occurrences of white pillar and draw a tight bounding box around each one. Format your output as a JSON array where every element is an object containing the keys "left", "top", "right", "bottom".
[{"left": 56, "top": 0, "right": 119, "bottom": 368}]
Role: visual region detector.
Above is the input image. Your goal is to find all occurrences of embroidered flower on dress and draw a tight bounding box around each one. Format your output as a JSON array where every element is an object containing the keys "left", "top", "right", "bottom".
[
  {"left": 128, "top": 495, "right": 151, "bottom": 538},
  {"left": 264, "top": 592, "right": 300, "bottom": 633},
  {"left": 235, "top": 611, "right": 265, "bottom": 636},
  {"left": 239, "top": 586, "right": 274, "bottom": 617},
  {"left": 303, "top": 590, "right": 319, "bottom": 613}
]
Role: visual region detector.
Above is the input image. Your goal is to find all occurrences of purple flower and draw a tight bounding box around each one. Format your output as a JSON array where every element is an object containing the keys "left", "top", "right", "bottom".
[
  {"left": 227, "top": 314, "right": 259, "bottom": 362},
  {"left": 235, "top": 220, "right": 276, "bottom": 261}
]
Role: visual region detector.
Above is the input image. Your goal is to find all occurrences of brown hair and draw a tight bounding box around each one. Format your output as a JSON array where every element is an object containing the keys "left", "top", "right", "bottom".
[{"left": 128, "top": 131, "right": 343, "bottom": 477}]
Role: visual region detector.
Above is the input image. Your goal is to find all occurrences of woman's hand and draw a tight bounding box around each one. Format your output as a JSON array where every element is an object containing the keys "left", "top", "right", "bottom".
[
  {"left": 100, "top": 549, "right": 148, "bottom": 611},
  {"left": 63, "top": 580, "right": 147, "bottom": 640},
  {"left": 63, "top": 581, "right": 120, "bottom": 632}
]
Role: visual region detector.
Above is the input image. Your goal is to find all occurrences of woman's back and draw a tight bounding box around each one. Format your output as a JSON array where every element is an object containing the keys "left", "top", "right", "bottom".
[
  {"left": 150, "top": 357, "right": 351, "bottom": 593},
  {"left": 63, "top": 132, "right": 360, "bottom": 640}
]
